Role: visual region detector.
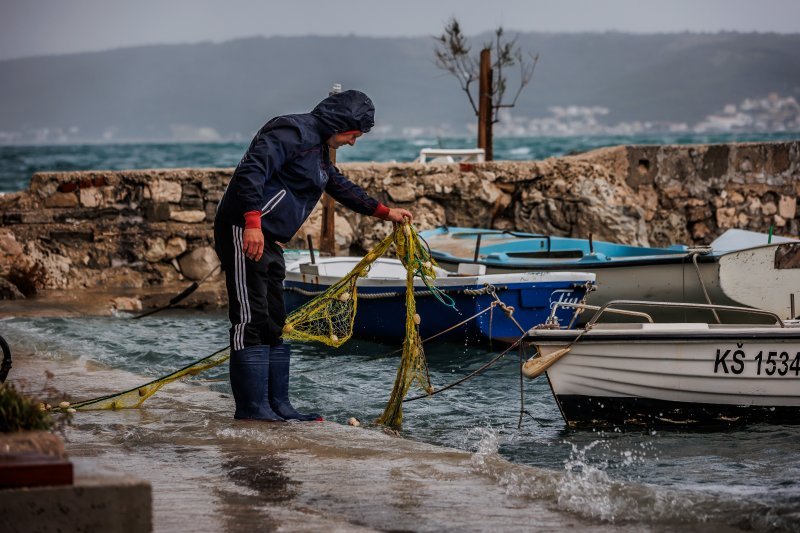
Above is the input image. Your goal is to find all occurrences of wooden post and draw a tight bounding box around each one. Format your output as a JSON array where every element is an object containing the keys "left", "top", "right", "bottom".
[
  {"left": 319, "top": 83, "right": 341, "bottom": 256},
  {"left": 478, "top": 48, "right": 493, "bottom": 161}
]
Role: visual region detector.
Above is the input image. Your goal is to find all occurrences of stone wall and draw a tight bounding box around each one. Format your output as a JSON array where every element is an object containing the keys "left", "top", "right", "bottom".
[
  {"left": 0, "top": 141, "right": 797, "bottom": 302},
  {"left": 620, "top": 142, "right": 799, "bottom": 244}
]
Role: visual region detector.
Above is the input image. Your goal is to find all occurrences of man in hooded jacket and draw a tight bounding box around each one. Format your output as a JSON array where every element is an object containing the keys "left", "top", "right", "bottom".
[{"left": 215, "top": 90, "right": 412, "bottom": 422}]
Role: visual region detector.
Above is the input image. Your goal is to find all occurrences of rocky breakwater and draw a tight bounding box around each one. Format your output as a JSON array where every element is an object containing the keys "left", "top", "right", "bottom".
[
  {"left": 0, "top": 168, "right": 230, "bottom": 309},
  {"left": 0, "top": 141, "right": 797, "bottom": 311}
]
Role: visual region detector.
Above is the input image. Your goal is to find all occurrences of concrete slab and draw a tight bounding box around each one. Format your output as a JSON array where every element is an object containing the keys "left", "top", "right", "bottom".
[{"left": 0, "top": 460, "right": 151, "bottom": 533}]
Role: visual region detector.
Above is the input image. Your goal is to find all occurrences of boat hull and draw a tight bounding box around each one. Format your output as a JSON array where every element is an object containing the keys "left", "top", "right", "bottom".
[
  {"left": 435, "top": 257, "right": 740, "bottom": 322},
  {"left": 422, "top": 228, "right": 800, "bottom": 322},
  {"left": 284, "top": 259, "right": 593, "bottom": 344},
  {"left": 554, "top": 394, "right": 800, "bottom": 428},
  {"left": 528, "top": 326, "right": 800, "bottom": 428}
]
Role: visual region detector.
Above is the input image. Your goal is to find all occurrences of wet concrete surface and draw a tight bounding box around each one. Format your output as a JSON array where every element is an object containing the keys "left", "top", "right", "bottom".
[{"left": 7, "top": 349, "right": 666, "bottom": 532}]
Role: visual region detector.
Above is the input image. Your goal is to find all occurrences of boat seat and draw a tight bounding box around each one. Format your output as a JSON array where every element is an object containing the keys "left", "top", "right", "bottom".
[
  {"left": 505, "top": 250, "right": 584, "bottom": 259},
  {"left": 640, "top": 323, "right": 710, "bottom": 330},
  {"left": 590, "top": 323, "right": 711, "bottom": 330}
]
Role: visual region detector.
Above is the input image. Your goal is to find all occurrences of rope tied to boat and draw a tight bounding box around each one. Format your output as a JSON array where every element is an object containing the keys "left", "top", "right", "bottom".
[
  {"left": 284, "top": 283, "right": 505, "bottom": 299},
  {"left": 483, "top": 284, "right": 526, "bottom": 334},
  {"left": 688, "top": 250, "right": 722, "bottom": 324}
]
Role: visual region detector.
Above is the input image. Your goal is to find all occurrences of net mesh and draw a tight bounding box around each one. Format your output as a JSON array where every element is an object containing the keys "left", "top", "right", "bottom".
[
  {"left": 69, "top": 223, "right": 436, "bottom": 428},
  {"left": 69, "top": 347, "right": 231, "bottom": 411}
]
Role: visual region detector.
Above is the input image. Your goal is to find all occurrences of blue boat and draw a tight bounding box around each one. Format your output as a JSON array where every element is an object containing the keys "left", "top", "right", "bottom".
[
  {"left": 419, "top": 226, "right": 693, "bottom": 271},
  {"left": 418, "top": 227, "right": 797, "bottom": 322},
  {"left": 283, "top": 257, "right": 595, "bottom": 344}
]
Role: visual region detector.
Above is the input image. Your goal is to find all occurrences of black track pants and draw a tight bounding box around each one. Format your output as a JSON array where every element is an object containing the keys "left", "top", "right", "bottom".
[{"left": 214, "top": 222, "right": 286, "bottom": 350}]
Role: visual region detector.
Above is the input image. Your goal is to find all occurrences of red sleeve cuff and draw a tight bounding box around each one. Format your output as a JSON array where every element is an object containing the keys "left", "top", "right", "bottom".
[
  {"left": 244, "top": 211, "right": 261, "bottom": 230},
  {"left": 372, "top": 203, "right": 390, "bottom": 220}
]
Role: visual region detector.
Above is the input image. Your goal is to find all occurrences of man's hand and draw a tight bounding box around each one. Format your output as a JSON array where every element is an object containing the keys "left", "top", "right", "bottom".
[
  {"left": 243, "top": 228, "right": 264, "bottom": 261},
  {"left": 384, "top": 207, "right": 413, "bottom": 223}
]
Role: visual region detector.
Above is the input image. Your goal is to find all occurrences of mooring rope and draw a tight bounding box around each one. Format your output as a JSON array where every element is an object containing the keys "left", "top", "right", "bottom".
[
  {"left": 133, "top": 264, "right": 222, "bottom": 319},
  {"left": 284, "top": 284, "right": 505, "bottom": 299},
  {"left": 403, "top": 334, "right": 525, "bottom": 403},
  {"left": 689, "top": 251, "right": 721, "bottom": 324}
]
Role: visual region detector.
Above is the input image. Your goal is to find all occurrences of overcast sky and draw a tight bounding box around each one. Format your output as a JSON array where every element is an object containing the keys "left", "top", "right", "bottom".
[{"left": 2, "top": 0, "right": 799, "bottom": 61}]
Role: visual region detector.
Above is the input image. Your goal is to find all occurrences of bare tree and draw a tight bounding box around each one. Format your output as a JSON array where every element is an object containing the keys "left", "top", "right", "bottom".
[{"left": 434, "top": 18, "right": 538, "bottom": 160}]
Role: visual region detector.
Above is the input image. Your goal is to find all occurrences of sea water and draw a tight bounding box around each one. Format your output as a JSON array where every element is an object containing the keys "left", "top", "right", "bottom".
[
  {"left": 1, "top": 131, "right": 799, "bottom": 193},
  {"left": 2, "top": 313, "right": 798, "bottom": 531}
]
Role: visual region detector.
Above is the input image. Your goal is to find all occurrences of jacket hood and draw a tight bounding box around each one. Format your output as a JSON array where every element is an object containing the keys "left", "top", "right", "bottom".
[{"left": 310, "top": 90, "right": 375, "bottom": 139}]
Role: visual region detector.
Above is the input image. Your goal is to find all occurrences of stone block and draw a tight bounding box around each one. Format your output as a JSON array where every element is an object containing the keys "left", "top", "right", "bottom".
[
  {"left": 766, "top": 143, "right": 792, "bottom": 175},
  {"left": 170, "top": 210, "right": 207, "bottom": 223},
  {"left": 737, "top": 212, "right": 750, "bottom": 226},
  {"left": 778, "top": 195, "right": 797, "bottom": 219},
  {"left": 655, "top": 147, "right": 695, "bottom": 187},
  {"left": 728, "top": 191, "right": 745, "bottom": 204},
  {"left": 626, "top": 146, "right": 659, "bottom": 188},
  {"left": 144, "top": 238, "right": 166, "bottom": 262},
  {"left": 715, "top": 207, "right": 738, "bottom": 229},
  {"left": 29, "top": 176, "right": 59, "bottom": 197},
  {"left": 164, "top": 236, "right": 187, "bottom": 259},
  {"left": 761, "top": 202, "right": 778, "bottom": 216},
  {"left": 387, "top": 183, "right": 416, "bottom": 203},
  {"left": 687, "top": 205, "right": 711, "bottom": 223},
  {"left": 44, "top": 192, "right": 79, "bottom": 208},
  {"left": 180, "top": 183, "right": 204, "bottom": 210},
  {"left": 145, "top": 179, "right": 182, "bottom": 203},
  {"left": 80, "top": 187, "right": 104, "bottom": 208},
  {"left": 701, "top": 144, "right": 729, "bottom": 180},
  {"left": 178, "top": 246, "right": 220, "bottom": 281},
  {"left": 144, "top": 202, "right": 171, "bottom": 222},
  {"left": 734, "top": 144, "right": 765, "bottom": 176},
  {"left": 745, "top": 196, "right": 762, "bottom": 215}
]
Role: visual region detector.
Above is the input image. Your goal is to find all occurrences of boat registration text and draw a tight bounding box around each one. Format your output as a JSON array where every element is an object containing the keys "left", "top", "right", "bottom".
[{"left": 714, "top": 348, "right": 800, "bottom": 376}]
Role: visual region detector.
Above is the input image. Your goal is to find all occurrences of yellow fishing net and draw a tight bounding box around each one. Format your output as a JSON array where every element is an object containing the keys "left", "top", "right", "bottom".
[
  {"left": 375, "top": 224, "right": 434, "bottom": 427},
  {"left": 69, "top": 347, "right": 232, "bottom": 411},
  {"left": 68, "top": 222, "right": 436, "bottom": 428},
  {"left": 280, "top": 230, "right": 395, "bottom": 347}
]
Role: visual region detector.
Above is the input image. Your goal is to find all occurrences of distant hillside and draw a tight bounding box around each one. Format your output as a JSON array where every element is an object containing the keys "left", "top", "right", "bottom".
[{"left": 1, "top": 32, "right": 799, "bottom": 142}]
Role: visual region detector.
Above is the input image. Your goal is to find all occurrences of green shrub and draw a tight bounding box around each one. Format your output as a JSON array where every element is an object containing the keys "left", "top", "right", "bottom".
[{"left": 0, "top": 382, "right": 54, "bottom": 433}]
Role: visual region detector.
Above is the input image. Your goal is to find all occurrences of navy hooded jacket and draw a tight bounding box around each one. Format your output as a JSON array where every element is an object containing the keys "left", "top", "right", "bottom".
[{"left": 215, "top": 90, "right": 386, "bottom": 242}]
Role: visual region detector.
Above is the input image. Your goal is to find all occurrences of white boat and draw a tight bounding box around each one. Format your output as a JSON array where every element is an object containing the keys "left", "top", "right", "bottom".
[{"left": 524, "top": 301, "right": 800, "bottom": 428}]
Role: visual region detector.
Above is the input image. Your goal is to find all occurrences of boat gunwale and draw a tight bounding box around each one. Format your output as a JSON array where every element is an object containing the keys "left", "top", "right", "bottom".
[
  {"left": 526, "top": 329, "right": 800, "bottom": 343},
  {"left": 430, "top": 252, "right": 719, "bottom": 270}
]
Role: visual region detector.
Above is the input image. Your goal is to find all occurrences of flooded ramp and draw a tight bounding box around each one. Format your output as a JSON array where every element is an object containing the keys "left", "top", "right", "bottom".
[{"left": 14, "top": 352, "right": 642, "bottom": 532}]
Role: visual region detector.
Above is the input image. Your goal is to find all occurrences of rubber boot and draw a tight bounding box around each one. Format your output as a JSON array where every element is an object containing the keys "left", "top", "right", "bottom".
[
  {"left": 268, "top": 343, "right": 323, "bottom": 421},
  {"left": 229, "top": 345, "right": 284, "bottom": 421}
]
